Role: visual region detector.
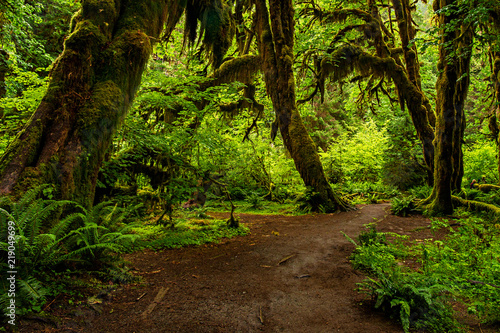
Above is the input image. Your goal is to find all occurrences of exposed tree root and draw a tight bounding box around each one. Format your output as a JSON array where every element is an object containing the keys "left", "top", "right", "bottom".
[
  {"left": 451, "top": 195, "right": 500, "bottom": 217},
  {"left": 473, "top": 184, "right": 500, "bottom": 193}
]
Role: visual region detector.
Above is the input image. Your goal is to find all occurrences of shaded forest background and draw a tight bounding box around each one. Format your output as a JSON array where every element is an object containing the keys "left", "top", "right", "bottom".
[{"left": 0, "top": 0, "right": 500, "bottom": 331}]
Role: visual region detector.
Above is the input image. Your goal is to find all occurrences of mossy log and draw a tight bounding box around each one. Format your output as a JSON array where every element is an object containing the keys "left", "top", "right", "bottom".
[
  {"left": 452, "top": 196, "right": 500, "bottom": 217},
  {"left": 0, "top": 0, "right": 170, "bottom": 207},
  {"left": 474, "top": 184, "right": 500, "bottom": 193}
]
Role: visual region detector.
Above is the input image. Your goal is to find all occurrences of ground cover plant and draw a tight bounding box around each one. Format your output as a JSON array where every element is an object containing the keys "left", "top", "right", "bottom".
[
  {"left": 0, "top": 186, "right": 249, "bottom": 322},
  {"left": 349, "top": 214, "right": 500, "bottom": 332}
]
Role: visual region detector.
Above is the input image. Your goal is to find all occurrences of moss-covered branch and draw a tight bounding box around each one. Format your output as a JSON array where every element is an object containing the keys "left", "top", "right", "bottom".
[
  {"left": 452, "top": 196, "right": 500, "bottom": 217},
  {"left": 318, "top": 44, "right": 435, "bottom": 178}
]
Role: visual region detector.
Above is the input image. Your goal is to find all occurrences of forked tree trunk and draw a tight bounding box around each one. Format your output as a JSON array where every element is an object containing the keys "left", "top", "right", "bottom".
[
  {"left": 0, "top": 0, "right": 168, "bottom": 207},
  {"left": 427, "top": 0, "right": 472, "bottom": 214},
  {"left": 255, "top": 0, "right": 349, "bottom": 212}
]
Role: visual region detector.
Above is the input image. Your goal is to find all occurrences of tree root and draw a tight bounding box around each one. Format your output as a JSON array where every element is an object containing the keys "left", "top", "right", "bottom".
[{"left": 451, "top": 195, "right": 500, "bottom": 217}]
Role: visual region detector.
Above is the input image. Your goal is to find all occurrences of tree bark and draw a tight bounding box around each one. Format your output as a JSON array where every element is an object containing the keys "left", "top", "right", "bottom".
[
  {"left": 494, "top": 52, "right": 500, "bottom": 182},
  {"left": 255, "top": 0, "right": 349, "bottom": 212},
  {"left": 0, "top": 0, "right": 169, "bottom": 207},
  {"left": 427, "top": 0, "right": 472, "bottom": 214},
  {"left": 391, "top": 0, "right": 435, "bottom": 183}
]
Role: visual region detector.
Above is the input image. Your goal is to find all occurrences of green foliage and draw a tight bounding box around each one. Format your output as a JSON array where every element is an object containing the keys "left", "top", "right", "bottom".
[
  {"left": 382, "top": 110, "right": 428, "bottom": 190},
  {"left": 0, "top": 64, "right": 48, "bottom": 154},
  {"left": 245, "top": 191, "right": 265, "bottom": 210},
  {"left": 350, "top": 226, "right": 462, "bottom": 332},
  {"left": 463, "top": 141, "right": 498, "bottom": 185},
  {"left": 408, "top": 185, "right": 433, "bottom": 199},
  {"left": 350, "top": 215, "right": 500, "bottom": 331},
  {"left": 391, "top": 196, "right": 417, "bottom": 217},
  {"left": 321, "top": 119, "right": 389, "bottom": 183},
  {"left": 62, "top": 202, "right": 141, "bottom": 266},
  {"left": 333, "top": 181, "right": 400, "bottom": 205},
  {"left": 293, "top": 187, "right": 326, "bottom": 213},
  {"left": 0, "top": 187, "right": 141, "bottom": 319},
  {"left": 133, "top": 218, "right": 249, "bottom": 250}
]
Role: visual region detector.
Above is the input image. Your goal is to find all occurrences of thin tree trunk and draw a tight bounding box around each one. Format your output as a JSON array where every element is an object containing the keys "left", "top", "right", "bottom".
[
  {"left": 0, "top": 0, "right": 169, "bottom": 207},
  {"left": 255, "top": 0, "right": 349, "bottom": 212}
]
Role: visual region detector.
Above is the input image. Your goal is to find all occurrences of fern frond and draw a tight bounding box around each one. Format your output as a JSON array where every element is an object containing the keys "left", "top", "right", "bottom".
[
  {"left": 49, "top": 211, "right": 86, "bottom": 238},
  {"left": 17, "top": 276, "right": 47, "bottom": 301},
  {"left": 16, "top": 185, "right": 48, "bottom": 212}
]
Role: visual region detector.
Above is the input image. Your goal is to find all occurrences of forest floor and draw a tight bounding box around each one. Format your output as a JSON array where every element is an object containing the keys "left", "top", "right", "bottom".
[{"left": 19, "top": 203, "right": 495, "bottom": 332}]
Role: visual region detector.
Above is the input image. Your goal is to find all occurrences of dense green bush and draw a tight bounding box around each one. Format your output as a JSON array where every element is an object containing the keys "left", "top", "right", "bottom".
[
  {"left": 349, "top": 216, "right": 500, "bottom": 331},
  {"left": 321, "top": 120, "right": 389, "bottom": 183},
  {"left": 463, "top": 141, "right": 498, "bottom": 185}
]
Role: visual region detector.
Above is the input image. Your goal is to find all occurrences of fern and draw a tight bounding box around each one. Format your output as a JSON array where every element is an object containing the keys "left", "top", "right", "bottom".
[{"left": 62, "top": 202, "right": 142, "bottom": 265}]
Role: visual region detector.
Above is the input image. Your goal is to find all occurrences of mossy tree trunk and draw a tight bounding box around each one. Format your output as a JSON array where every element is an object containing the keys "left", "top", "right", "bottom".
[
  {"left": 255, "top": 0, "right": 349, "bottom": 212},
  {"left": 427, "top": 0, "right": 473, "bottom": 215},
  {"left": 494, "top": 52, "right": 500, "bottom": 182},
  {"left": 0, "top": 49, "right": 8, "bottom": 120},
  {"left": 0, "top": 0, "right": 169, "bottom": 207},
  {"left": 391, "top": 0, "right": 436, "bottom": 184}
]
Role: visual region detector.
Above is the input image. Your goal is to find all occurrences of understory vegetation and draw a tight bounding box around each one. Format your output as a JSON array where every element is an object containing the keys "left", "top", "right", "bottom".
[
  {"left": 349, "top": 211, "right": 500, "bottom": 332},
  {"left": 0, "top": 0, "right": 500, "bottom": 331}
]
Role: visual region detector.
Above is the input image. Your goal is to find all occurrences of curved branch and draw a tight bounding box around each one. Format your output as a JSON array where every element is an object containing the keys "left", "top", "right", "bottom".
[{"left": 319, "top": 44, "right": 435, "bottom": 173}]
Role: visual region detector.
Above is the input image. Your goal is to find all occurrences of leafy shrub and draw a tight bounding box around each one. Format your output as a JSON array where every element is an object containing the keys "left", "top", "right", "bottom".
[
  {"left": 349, "top": 227, "right": 462, "bottom": 332},
  {"left": 0, "top": 188, "right": 141, "bottom": 319},
  {"left": 349, "top": 215, "right": 500, "bottom": 331},
  {"left": 408, "top": 185, "right": 432, "bottom": 199},
  {"left": 391, "top": 196, "right": 417, "bottom": 217},
  {"left": 245, "top": 192, "right": 265, "bottom": 210},
  {"left": 463, "top": 142, "right": 498, "bottom": 184},
  {"left": 321, "top": 120, "right": 389, "bottom": 183},
  {"left": 382, "top": 111, "right": 428, "bottom": 190},
  {"left": 293, "top": 187, "right": 325, "bottom": 213},
  {"left": 63, "top": 202, "right": 141, "bottom": 266}
]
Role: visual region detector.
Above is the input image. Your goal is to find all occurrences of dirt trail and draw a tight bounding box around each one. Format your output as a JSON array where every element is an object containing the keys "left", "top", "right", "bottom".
[{"left": 23, "top": 204, "right": 431, "bottom": 332}]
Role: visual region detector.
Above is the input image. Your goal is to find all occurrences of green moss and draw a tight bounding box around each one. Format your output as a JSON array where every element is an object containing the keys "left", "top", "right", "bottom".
[
  {"left": 77, "top": 80, "right": 122, "bottom": 131},
  {"left": 82, "top": 0, "right": 118, "bottom": 36},
  {"left": 0, "top": 119, "right": 44, "bottom": 177},
  {"left": 65, "top": 20, "right": 107, "bottom": 52},
  {"left": 113, "top": 0, "right": 168, "bottom": 38},
  {"left": 69, "top": 9, "right": 83, "bottom": 33},
  {"left": 13, "top": 167, "right": 45, "bottom": 196},
  {"left": 211, "top": 55, "right": 260, "bottom": 86}
]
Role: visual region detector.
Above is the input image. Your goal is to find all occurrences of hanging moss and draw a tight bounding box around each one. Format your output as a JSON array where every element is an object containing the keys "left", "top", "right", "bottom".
[
  {"left": 210, "top": 55, "right": 260, "bottom": 86},
  {"left": 452, "top": 196, "right": 500, "bottom": 217}
]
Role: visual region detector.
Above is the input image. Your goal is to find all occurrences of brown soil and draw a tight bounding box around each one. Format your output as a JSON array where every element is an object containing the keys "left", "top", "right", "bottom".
[{"left": 18, "top": 204, "right": 493, "bottom": 332}]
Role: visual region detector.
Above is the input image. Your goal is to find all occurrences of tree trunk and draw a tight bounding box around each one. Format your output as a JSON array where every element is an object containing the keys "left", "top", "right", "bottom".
[
  {"left": 494, "top": 52, "right": 500, "bottom": 183},
  {"left": 427, "top": 0, "right": 472, "bottom": 214},
  {"left": 0, "top": 49, "right": 8, "bottom": 121},
  {"left": 255, "top": 0, "right": 349, "bottom": 212},
  {"left": 391, "top": 0, "right": 435, "bottom": 184},
  {"left": 0, "top": 0, "right": 169, "bottom": 207}
]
